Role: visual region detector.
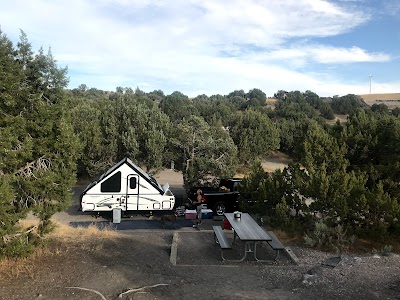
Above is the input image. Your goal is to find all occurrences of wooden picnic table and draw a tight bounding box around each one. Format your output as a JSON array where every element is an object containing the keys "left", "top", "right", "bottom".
[{"left": 224, "top": 213, "right": 273, "bottom": 261}]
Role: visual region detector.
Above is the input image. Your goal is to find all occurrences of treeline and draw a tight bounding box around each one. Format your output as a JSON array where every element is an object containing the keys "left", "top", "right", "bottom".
[
  {"left": 67, "top": 87, "right": 281, "bottom": 185},
  {"left": 1, "top": 30, "right": 399, "bottom": 257},
  {"left": 241, "top": 109, "right": 400, "bottom": 246}
]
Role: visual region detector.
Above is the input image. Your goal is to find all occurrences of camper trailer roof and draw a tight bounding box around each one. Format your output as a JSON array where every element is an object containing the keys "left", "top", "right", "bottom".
[{"left": 83, "top": 158, "right": 163, "bottom": 194}]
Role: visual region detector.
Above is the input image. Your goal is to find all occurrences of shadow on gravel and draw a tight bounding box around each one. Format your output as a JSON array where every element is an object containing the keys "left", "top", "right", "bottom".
[
  {"left": 69, "top": 219, "right": 194, "bottom": 230},
  {"left": 176, "top": 231, "right": 290, "bottom": 266}
]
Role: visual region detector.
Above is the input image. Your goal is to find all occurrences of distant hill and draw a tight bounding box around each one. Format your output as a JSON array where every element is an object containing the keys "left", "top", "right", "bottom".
[{"left": 358, "top": 93, "right": 400, "bottom": 108}]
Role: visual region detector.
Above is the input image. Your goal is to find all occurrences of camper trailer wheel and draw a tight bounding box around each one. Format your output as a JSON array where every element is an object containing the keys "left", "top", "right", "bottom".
[{"left": 214, "top": 202, "right": 226, "bottom": 216}]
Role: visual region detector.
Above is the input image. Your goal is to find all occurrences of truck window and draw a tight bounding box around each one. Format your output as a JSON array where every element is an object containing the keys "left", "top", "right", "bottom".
[
  {"left": 219, "top": 179, "right": 228, "bottom": 188},
  {"left": 233, "top": 181, "right": 239, "bottom": 192},
  {"left": 101, "top": 171, "right": 121, "bottom": 192}
]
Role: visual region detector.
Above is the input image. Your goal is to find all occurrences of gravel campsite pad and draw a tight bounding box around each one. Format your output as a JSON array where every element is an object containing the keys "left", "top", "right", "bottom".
[{"left": 1, "top": 230, "right": 400, "bottom": 300}]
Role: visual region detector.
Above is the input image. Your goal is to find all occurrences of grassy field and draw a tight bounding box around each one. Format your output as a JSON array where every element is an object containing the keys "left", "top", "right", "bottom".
[{"left": 359, "top": 93, "right": 400, "bottom": 108}]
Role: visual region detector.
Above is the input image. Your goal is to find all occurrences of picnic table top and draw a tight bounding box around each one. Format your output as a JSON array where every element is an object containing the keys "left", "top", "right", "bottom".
[{"left": 224, "top": 213, "right": 272, "bottom": 242}]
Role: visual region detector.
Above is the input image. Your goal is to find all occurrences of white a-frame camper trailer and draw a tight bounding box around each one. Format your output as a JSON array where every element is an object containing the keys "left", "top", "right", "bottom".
[{"left": 81, "top": 158, "right": 175, "bottom": 213}]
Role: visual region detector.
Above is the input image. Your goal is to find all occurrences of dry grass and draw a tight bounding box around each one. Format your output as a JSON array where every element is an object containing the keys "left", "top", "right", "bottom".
[
  {"left": 266, "top": 98, "right": 278, "bottom": 104},
  {"left": 0, "top": 245, "right": 60, "bottom": 280},
  {"left": 0, "top": 257, "right": 35, "bottom": 279},
  {"left": 18, "top": 218, "right": 40, "bottom": 228},
  {"left": 326, "top": 114, "right": 348, "bottom": 125},
  {"left": 359, "top": 93, "right": 400, "bottom": 102},
  {"left": 270, "top": 228, "right": 303, "bottom": 245},
  {"left": 49, "top": 222, "right": 120, "bottom": 239},
  {"left": 359, "top": 93, "right": 400, "bottom": 108},
  {"left": 0, "top": 219, "right": 120, "bottom": 279},
  {"left": 262, "top": 151, "right": 291, "bottom": 173},
  {"left": 153, "top": 168, "right": 184, "bottom": 185},
  {"left": 18, "top": 218, "right": 121, "bottom": 240},
  {"left": 234, "top": 151, "right": 291, "bottom": 177}
]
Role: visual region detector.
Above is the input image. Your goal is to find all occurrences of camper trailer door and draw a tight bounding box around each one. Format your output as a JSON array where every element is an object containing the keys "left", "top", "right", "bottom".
[{"left": 126, "top": 174, "right": 139, "bottom": 211}]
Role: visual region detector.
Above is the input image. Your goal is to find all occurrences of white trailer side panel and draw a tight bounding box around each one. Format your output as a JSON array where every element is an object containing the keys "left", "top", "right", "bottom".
[{"left": 81, "top": 159, "right": 175, "bottom": 212}]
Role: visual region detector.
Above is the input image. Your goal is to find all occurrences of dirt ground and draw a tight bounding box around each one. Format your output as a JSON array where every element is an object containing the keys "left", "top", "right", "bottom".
[
  {"left": 2, "top": 167, "right": 400, "bottom": 300},
  {"left": 1, "top": 229, "right": 400, "bottom": 300}
]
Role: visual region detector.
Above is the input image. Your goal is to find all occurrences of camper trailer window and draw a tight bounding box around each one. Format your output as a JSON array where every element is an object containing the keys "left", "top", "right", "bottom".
[
  {"left": 130, "top": 177, "right": 137, "bottom": 189},
  {"left": 101, "top": 171, "right": 121, "bottom": 192}
]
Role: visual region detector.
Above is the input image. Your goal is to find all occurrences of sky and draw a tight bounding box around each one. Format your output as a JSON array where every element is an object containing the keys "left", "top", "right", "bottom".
[{"left": 1, "top": 0, "right": 399, "bottom": 97}]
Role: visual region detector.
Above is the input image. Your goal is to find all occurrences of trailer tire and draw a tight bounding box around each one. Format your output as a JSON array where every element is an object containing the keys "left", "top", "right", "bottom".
[{"left": 214, "top": 202, "right": 226, "bottom": 216}]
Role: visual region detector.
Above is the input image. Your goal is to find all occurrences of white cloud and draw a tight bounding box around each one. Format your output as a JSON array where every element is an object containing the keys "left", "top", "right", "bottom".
[
  {"left": 384, "top": 0, "right": 400, "bottom": 16},
  {"left": 310, "top": 46, "right": 390, "bottom": 63},
  {"left": 258, "top": 46, "right": 390, "bottom": 65},
  {"left": 0, "top": 0, "right": 397, "bottom": 97}
]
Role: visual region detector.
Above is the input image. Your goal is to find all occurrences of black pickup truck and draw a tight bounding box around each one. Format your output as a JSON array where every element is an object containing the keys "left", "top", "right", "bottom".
[{"left": 188, "top": 178, "right": 242, "bottom": 216}]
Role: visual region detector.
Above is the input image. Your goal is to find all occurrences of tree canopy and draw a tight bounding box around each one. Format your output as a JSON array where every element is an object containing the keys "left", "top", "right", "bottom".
[{"left": 0, "top": 30, "right": 79, "bottom": 257}]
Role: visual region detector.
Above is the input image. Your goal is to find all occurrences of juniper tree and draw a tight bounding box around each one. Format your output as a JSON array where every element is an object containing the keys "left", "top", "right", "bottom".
[
  {"left": 0, "top": 30, "right": 79, "bottom": 256},
  {"left": 229, "top": 109, "right": 280, "bottom": 164},
  {"left": 170, "top": 115, "right": 237, "bottom": 187}
]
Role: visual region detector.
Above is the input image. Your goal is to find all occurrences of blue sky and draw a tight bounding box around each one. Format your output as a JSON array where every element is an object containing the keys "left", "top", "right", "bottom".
[{"left": 1, "top": 0, "right": 399, "bottom": 97}]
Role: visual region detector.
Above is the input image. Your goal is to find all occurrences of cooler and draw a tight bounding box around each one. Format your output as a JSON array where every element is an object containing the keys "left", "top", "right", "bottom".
[
  {"left": 223, "top": 218, "right": 232, "bottom": 230},
  {"left": 201, "top": 209, "right": 213, "bottom": 219},
  {"left": 185, "top": 209, "right": 197, "bottom": 219}
]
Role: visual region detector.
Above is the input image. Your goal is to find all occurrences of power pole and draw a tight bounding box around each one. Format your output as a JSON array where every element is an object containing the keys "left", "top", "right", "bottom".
[{"left": 369, "top": 74, "right": 372, "bottom": 94}]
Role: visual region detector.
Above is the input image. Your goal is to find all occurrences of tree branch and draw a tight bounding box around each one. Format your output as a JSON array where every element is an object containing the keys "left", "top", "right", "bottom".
[
  {"left": 2, "top": 225, "right": 38, "bottom": 244},
  {"left": 65, "top": 287, "right": 107, "bottom": 300},
  {"left": 118, "top": 283, "right": 169, "bottom": 298},
  {"left": 14, "top": 156, "right": 51, "bottom": 178}
]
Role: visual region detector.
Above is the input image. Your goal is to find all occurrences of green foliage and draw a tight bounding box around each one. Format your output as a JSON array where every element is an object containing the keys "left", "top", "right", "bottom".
[
  {"left": 300, "top": 122, "right": 348, "bottom": 174},
  {"left": 227, "top": 89, "right": 246, "bottom": 99},
  {"left": 381, "top": 245, "right": 392, "bottom": 256},
  {"left": 2, "top": 26, "right": 398, "bottom": 256},
  {"left": 330, "top": 94, "right": 362, "bottom": 115},
  {"left": 273, "top": 99, "right": 320, "bottom": 122},
  {"left": 229, "top": 109, "right": 279, "bottom": 164},
  {"left": 392, "top": 107, "right": 400, "bottom": 117},
  {"left": 319, "top": 102, "right": 335, "bottom": 120},
  {"left": 343, "top": 110, "right": 400, "bottom": 200},
  {"left": 371, "top": 103, "right": 389, "bottom": 114},
  {"left": 238, "top": 162, "right": 269, "bottom": 213},
  {"left": 304, "top": 221, "right": 355, "bottom": 253},
  {"left": 0, "top": 235, "right": 35, "bottom": 259},
  {"left": 244, "top": 88, "right": 266, "bottom": 107},
  {"left": 274, "top": 90, "right": 288, "bottom": 100},
  {"left": 192, "top": 94, "right": 237, "bottom": 126},
  {"left": 69, "top": 93, "right": 171, "bottom": 176},
  {"left": 0, "top": 29, "right": 79, "bottom": 257},
  {"left": 275, "top": 197, "right": 289, "bottom": 224},
  {"left": 304, "top": 221, "right": 330, "bottom": 248},
  {"left": 242, "top": 105, "right": 400, "bottom": 242},
  {"left": 70, "top": 100, "right": 117, "bottom": 177},
  {"left": 239, "top": 162, "right": 310, "bottom": 231},
  {"left": 0, "top": 175, "right": 23, "bottom": 238},
  {"left": 170, "top": 116, "right": 237, "bottom": 187},
  {"left": 303, "top": 90, "right": 322, "bottom": 109},
  {"left": 159, "top": 91, "right": 197, "bottom": 122},
  {"left": 277, "top": 119, "right": 310, "bottom": 156}
]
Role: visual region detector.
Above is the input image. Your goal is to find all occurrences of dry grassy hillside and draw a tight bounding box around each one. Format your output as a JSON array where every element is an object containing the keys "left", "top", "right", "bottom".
[{"left": 359, "top": 93, "right": 400, "bottom": 108}]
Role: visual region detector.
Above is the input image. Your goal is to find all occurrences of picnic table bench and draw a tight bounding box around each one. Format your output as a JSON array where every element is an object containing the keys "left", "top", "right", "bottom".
[
  {"left": 267, "top": 230, "right": 285, "bottom": 260},
  {"left": 212, "top": 226, "right": 232, "bottom": 261}
]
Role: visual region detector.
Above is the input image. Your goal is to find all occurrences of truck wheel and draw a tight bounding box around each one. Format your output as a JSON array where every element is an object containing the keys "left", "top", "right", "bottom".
[{"left": 214, "top": 202, "right": 226, "bottom": 216}]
